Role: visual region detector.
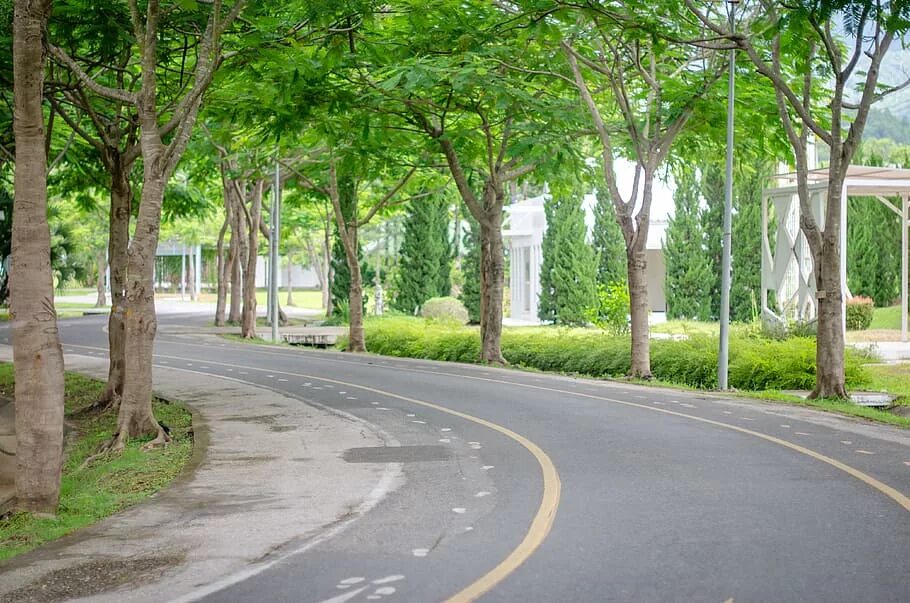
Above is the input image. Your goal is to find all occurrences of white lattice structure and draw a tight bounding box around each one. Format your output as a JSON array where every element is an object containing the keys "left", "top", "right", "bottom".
[{"left": 762, "top": 166, "right": 910, "bottom": 341}]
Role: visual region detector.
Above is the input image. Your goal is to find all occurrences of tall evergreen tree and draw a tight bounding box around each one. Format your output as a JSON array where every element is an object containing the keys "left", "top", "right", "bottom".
[
  {"left": 394, "top": 195, "right": 452, "bottom": 314},
  {"left": 848, "top": 196, "right": 901, "bottom": 306},
  {"left": 459, "top": 206, "right": 481, "bottom": 324},
  {"left": 699, "top": 162, "right": 724, "bottom": 319},
  {"left": 730, "top": 164, "right": 771, "bottom": 322},
  {"left": 591, "top": 188, "right": 626, "bottom": 287},
  {"left": 664, "top": 168, "right": 713, "bottom": 320},
  {"left": 538, "top": 195, "right": 598, "bottom": 326}
]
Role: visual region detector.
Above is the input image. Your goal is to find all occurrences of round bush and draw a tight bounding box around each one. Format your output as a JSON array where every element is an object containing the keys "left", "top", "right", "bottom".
[{"left": 421, "top": 297, "right": 470, "bottom": 324}]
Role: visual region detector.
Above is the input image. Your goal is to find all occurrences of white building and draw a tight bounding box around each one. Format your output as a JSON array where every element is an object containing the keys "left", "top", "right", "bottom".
[{"left": 503, "top": 193, "right": 668, "bottom": 324}]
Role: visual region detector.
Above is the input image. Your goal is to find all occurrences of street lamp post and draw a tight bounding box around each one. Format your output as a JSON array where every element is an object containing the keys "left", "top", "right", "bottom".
[{"left": 718, "top": 0, "right": 738, "bottom": 390}]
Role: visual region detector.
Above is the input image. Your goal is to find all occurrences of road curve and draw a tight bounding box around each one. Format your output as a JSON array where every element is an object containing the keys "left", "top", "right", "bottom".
[{"left": 28, "top": 314, "right": 910, "bottom": 602}]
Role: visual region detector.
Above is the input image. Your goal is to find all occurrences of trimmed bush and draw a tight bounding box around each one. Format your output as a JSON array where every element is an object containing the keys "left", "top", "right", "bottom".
[
  {"left": 421, "top": 297, "right": 469, "bottom": 324},
  {"left": 846, "top": 296, "right": 874, "bottom": 331},
  {"left": 354, "top": 317, "right": 869, "bottom": 392}
]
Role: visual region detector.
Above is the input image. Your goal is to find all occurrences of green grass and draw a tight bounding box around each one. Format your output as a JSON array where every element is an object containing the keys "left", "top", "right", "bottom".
[
  {"left": 870, "top": 305, "right": 902, "bottom": 330},
  {"left": 0, "top": 364, "right": 193, "bottom": 561},
  {"left": 863, "top": 362, "right": 910, "bottom": 404}
]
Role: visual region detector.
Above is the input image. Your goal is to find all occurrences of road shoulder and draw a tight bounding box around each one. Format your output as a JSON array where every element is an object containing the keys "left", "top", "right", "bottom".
[{"left": 0, "top": 349, "right": 402, "bottom": 603}]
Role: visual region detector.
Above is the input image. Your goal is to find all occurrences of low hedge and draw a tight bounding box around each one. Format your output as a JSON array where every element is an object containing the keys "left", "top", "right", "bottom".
[{"left": 349, "top": 317, "right": 869, "bottom": 392}]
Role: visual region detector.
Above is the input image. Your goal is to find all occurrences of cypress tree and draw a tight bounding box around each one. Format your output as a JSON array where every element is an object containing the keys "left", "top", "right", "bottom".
[
  {"left": 592, "top": 188, "right": 626, "bottom": 287},
  {"left": 848, "top": 196, "right": 900, "bottom": 306},
  {"left": 394, "top": 196, "right": 452, "bottom": 314},
  {"left": 538, "top": 195, "right": 598, "bottom": 326},
  {"left": 664, "top": 168, "right": 713, "bottom": 320},
  {"left": 700, "top": 162, "right": 724, "bottom": 319},
  {"left": 459, "top": 206, "right": 481, "bottom": 323},
  {"left": 730, "top": 165, "right": 771, "bottom": 322}
]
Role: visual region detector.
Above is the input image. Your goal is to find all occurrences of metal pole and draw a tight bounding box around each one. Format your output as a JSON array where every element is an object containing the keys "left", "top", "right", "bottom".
[
  {"left": 271, "top": 155, "right": 281, "bottom": 342},
  {"left": 718, "top": 1, "right": 737, "bottom": 390}
]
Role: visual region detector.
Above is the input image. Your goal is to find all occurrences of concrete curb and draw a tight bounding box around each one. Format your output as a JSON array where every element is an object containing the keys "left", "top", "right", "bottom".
[{"left": 0, "top": 349, "right": 403, "bottom": 603}]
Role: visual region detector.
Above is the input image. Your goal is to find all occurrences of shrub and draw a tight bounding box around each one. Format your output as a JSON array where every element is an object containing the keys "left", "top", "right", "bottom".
[
  {"left": 846, "top": 296, "right": 873, "bottom": 331},
  {"left": 358, "top": 317, "right": 868, "bottom": 392},
  {"left": 586, "top": 282, "right": 630, "bottom": 335},
  {"left": 421, "top": 297, "right": 470, "bottom": 324}
]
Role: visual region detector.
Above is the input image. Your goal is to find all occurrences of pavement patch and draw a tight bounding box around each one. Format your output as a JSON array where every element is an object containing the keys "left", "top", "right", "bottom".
[{"left": 343, "top": 445, "right": 451, "bottom": 463}]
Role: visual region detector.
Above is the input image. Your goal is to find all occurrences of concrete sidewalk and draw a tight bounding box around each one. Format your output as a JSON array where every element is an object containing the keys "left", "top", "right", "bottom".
[{"left": 0, "top": 350, "right": 402, "bottom": 603}]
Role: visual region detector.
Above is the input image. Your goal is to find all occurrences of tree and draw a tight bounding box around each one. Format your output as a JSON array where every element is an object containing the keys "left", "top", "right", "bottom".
[
  {"left": 359, "top": 1, "right": 581, "bottom": 363},
  {"left": 51, "top": 0, "right": 247, "bottom": 448},
  {"left": 664, "top": 167, "right": 713, "bottom": 320},
  {"left": 699, "top": 161, "right": 724, "bottom": 319},
  {"left": 730, "top": 162, "right": 773, "bottom": 322},
  {"left": 563, "top": 1, "right": 726, "bottom": 378},
  {"left": 538, "top": 194, "right": 598, "bottom": 326},
  {"left": 688, "top": 0, "right": 910, "bottom": 397},
  {"left": 394, "top": 194, "right": 452, "bottom": 315},
  {"left": 11, "top": 0, "right": 66, "bottom": 513},
  {"left": 592, "top": 188, "right": 626, "bottom": 288}
]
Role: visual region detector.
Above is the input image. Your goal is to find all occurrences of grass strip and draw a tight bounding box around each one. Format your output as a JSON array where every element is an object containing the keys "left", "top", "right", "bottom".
[{"left": 0, "top": 363, "right": 193, "bottom": 561}]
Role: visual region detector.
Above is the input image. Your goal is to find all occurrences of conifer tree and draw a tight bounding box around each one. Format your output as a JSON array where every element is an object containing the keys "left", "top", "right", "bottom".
[
  {"left": 699, "top": 162, "right": 724, "bottom": 319},
  {"left": 592, "top": 188, "right": 626, "bottom": 287},
  {"left": 664, "top": 168, "right": 713, "bottom": 320},
  {"left": 730, "top": 165, "right": 771, "bottom": 322},
  {"left": 848, "top": 196, "right": 900, "bottom": 306},
  {"left": 538, "top": 195, "right": 598, "bottom": 326},
  {"left": 459, "top": 207, "right": 481, "bottom": 323},
  {"left": 394, "top": 196, "right": 452, "bottom": 314}
]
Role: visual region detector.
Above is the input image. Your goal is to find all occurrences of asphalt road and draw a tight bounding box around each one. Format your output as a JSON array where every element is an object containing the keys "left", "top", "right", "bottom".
[{"left": 10, "top": 311, "right": 910, "bottom": 602}]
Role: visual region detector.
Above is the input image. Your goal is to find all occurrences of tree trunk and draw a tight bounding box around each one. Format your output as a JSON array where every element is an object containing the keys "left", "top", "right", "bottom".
[
  {"left": 11, "top": 0, "right": 66, "bottom": 514},
  {"left": 627, "top": 248, "right": 652, "bottom": 379},
  {"left": 228, "top": 238, "right": 241, "bottom": 323},
  {"left": 345, "top": 239, "right": 366, "bottom": 352},
  {"left": 114, "top": 129, "right": 168, "bottom": 449},
  {"left": 214, "top": 215, "right": 228, "bottom": 326},
  {"left": 187, "top": 247, "right": 196, "bottom": 301},
  {"left": 478, "top": 210, "right": 506, "bottom": 364},
  {"left": 241, "top": 181, "right": 262, "bottom": 338},
  {"left": 95, "top": 250, "right": 107, "bottom": 307},
  {"left": 99, "top": 159, "right": 131, "bottom": 405},
  {"left": 285, "top": 260, "right": 294, "bottom": 306},
  {"left": 810, "top": 237, "right": 848, "bottom": 398}
]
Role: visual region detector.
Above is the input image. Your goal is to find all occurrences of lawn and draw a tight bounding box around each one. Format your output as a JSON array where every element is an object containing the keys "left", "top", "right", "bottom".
[
  {"left": 869, "top": 304, "right": 902, "bottom": 330},
  {"left": 0, "top": 364, "right": 193, "bottom": 561}
]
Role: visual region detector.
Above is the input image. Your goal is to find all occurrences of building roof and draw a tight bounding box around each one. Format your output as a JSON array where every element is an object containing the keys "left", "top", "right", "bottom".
[{"left": 769, "top": 165, "right": 910, "bottom": 197}]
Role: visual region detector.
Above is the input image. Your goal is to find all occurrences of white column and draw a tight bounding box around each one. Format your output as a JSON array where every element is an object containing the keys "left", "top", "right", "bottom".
[
  {"left": 195, "top": 244, "right": 202, "bottom": 299},
  {"left": 840, "top": 182, "right": 848, "bottom": 338},
  {"left": 761, "top": 193, "right": 768, "bottom": 317},
  {"left": 902, "top": 193, "right": 908, "bottom": 343}
]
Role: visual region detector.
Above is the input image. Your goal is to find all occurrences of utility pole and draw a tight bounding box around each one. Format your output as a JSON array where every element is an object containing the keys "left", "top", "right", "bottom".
[{"left": 718, "top": 0, "right": 738, "bottom": 390}]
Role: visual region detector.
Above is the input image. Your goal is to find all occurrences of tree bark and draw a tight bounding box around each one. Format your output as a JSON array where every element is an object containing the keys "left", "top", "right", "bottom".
[
  {"left": 627, "top": 248, "right": 651, "bottom": 379},
  {"left": 187, "top": 247, "right": 196, "bottom": 301},
  {"left": 241, "top": 181, "right": 262, "bottom": 338},
  {"left": 228, "top": 234, "right": 241, "bottom": 323},
  {"left": 114, "top": 122, "right": 169, "bottom": 450},
  {"left": 285, "top": 260, "right": 294, "bottom": 306},
  {"left": 344, "top": 237, "right": 365, "bottom": 352},
  {"left": 99, "top": 157, "right": 131, "bottom": 405},
  {"left": 11, "top": 0, "right": 66, "bottom": 514},
  {"left": 478, "top": 211, "right": 506, "bottom": 364},
  {"left": 214, "top": 215, "right": 228, "bottom": 326},
  {"left": 94, "top": 250, "right": 107, "bottom": 307}
]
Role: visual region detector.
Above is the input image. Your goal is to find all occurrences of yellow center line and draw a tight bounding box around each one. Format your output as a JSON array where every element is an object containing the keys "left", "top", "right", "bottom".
[
  {"left": 153, "top": 340, "right": 910, "bottom": 514},
  {"left": 65, "top": 343, "right": 560, "bottom": 603}
]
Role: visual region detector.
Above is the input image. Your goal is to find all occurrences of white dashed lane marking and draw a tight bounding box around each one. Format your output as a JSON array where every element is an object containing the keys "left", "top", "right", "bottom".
[{"left": 856, "top": 450, "right": 875, "bottom": 455}]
